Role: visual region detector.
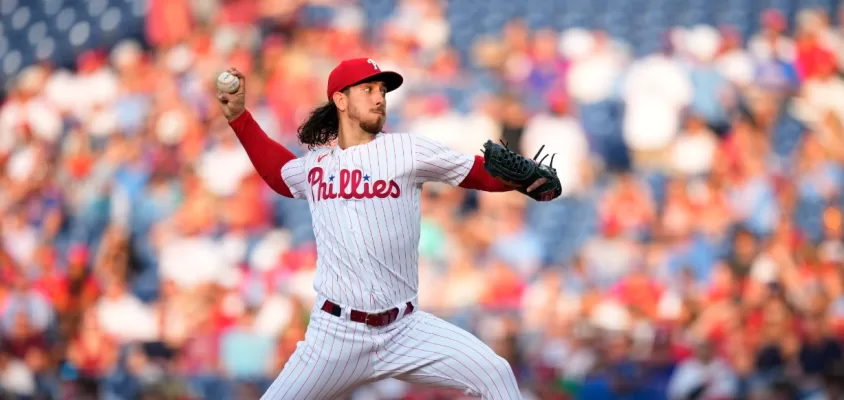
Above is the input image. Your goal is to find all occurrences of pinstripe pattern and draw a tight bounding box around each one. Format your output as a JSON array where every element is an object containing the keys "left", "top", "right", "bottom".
[
  {"left": 265, "top": 133, "right": 520, "bottom": 399},
  {"left": 279, "top": 133, "right": 474, "bottom": 311},
  {"left": 261, "top": 300, "right": 521, "bottom": 399}
]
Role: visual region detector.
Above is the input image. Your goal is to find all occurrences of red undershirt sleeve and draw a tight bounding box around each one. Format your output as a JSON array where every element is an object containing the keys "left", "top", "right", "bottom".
[
  {"left": 228, "top": 110, "right": 298, "bottom": 198},
  {"left": 458, "top": 155, "right": 512, "bottom": 192}
]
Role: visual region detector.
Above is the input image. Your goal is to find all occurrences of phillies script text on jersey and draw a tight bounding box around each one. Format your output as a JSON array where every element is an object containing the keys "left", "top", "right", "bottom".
[
  {"left": 308, "top": 167, "right": 401, "bottom": 201},
  {"left": 280, "top": 133, "right": 476, "bottom": 311}
]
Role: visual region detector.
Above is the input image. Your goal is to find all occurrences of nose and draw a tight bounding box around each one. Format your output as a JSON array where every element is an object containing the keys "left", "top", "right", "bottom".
[{"left": 372, "top": 91, "right": 384, "bottom": 106}]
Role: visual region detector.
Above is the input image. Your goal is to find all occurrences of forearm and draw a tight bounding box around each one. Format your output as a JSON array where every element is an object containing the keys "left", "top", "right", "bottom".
[
  {"left": 458, "top": 155, "right": 512, "bottom": 192},
  {"left": 228, "top": 110, "right": 297, "bottom": 197}
]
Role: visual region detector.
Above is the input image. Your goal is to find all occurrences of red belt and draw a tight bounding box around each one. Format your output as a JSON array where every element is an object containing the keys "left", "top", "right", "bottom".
[{"left": 321, "top": 300, "right": 414, "bottom": 327}]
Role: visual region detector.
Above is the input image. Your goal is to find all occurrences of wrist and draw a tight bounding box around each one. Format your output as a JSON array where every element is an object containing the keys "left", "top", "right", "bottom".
[{"left": 227, "top": 109, "right": 249, "bottom": 124}]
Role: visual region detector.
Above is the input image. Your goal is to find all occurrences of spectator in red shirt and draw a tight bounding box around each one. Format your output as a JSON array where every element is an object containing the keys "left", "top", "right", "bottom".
[
  {"left": 0, "top": 312, "right": 47, "bottom": 365},
  {"left": 30, "top": 245, "right": 68, "bottom": 314},
  {"left": 794, "top": 32, "right": 837, "bottom": 82},
  {"left": 611, "top": 267, "right": 664, "bottom": 321},
  {"left": 65, "top": 310, "right": 118, "bottom": 380},
  {"left": 146, "top": 0, "right": 193, "bottom": 49}
]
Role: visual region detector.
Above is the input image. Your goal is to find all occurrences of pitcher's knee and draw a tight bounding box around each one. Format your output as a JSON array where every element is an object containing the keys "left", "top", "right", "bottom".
[
  {"left": 476, "top": 356, "right": 520, "bottom": 399},
  {"left": 494, "top": 356, "right": 517, "bottom": 382}
]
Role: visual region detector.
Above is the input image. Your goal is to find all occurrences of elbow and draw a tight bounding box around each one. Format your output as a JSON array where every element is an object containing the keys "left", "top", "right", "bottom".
[{"left": 259, "top": 173, "right": 294, "bottom": 198}]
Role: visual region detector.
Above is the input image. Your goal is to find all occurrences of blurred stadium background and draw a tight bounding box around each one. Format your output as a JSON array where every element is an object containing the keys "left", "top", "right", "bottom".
[{"left": 3, "top": 0, "right": 844, "bottom": 399}]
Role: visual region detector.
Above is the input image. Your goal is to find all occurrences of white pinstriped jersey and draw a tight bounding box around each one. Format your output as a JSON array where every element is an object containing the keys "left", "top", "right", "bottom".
[{"left": 280, "top": 133, "right": 474, "bottom": 312}]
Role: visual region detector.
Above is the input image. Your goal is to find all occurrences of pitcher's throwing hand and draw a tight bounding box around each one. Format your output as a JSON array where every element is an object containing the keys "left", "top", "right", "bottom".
[{"left": 216, "top": 68, "right": 246, "bottom": 122}]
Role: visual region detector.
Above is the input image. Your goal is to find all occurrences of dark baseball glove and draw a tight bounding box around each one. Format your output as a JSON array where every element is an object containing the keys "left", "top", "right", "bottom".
[{"left": 481, "top": 140, "right": 562, "bottom": 202}]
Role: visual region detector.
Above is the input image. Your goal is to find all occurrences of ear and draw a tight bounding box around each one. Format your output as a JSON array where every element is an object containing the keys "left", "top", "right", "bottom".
[{"left": 333, "top": 91, "right": 347, "bottom": 112}]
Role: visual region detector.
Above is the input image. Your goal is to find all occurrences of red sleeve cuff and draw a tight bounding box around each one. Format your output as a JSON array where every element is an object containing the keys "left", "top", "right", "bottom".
[
  {"left": 458, "top": 155, "right": 512, "bottom": 192},
  {"left": 228, "top": 110, "right": 252, "bottom": 129}
]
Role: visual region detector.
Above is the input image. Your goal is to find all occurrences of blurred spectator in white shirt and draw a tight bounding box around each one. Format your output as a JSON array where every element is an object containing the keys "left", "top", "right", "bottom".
[
  {"left": 521, "top": 93, "right": 589, "bottom": 197},
  {"left": 408, "top": 95, "right": 500, "bottom": 155},
  {"left": 198, "top": 127, "right": 254, "bottom": 198},
  {"left": 566, "top": 30, "right": 625, "bottom": 105},
  {"left": 94, "top": 276, "right": 157, "bottom": 343},
  {"left": 159, "top": 232, "right": 235, "bottom": 289},
  {"left": 389, "top": 0, "right": 449, "bottom": 53},
  {"left": 684, "top": 25, "right": 734, "bottom": 127},
  {"left": 406, "top": 95, "right": 466, "bottom": 149},
  {"left": 72, "top": 52, "right": 120, "bottom": 121},
  {"left": 622, "top": 45, "right": 692, "bottom": 110},
  {"left": 253, "top": 293, "right": 294, "bottom": 338},
  {"left": 464, "top": 94, "right": 503, "bottom": 146},
  {"left": 670, "top": 114, "right": 719, "bottom": 177},
  {"left": 623, "top": 95, "right": 681, "bottom": 168},
  {"left": 521, "top": 269, "right": 564, "bottom": 332},
  {"left": 798, "top": 56, "right": 844, "bottom": 127},
  {"left": 0, "top": 347, "right": 35, "bottom": 398},
  {"left": 488, "top": 193, "right": 543, "bottom": 280},
  {"left": 157, "top": 191, "right": 239, "bottom": 289},
  {"left": 1, "top": 209, "right": 38, "bottom": 269},
  {"left": 716, "top": 27, "right": 756, "bottom": 89},
  {"left": 501, "top": 20, "right": 533, "bottom": 86},
  {"left": 622, "top": 45, "right": 691, "bottom": 167},
  {"left": 748, "top": 9, "right": 796, "bottom": 62},
  {"left": 668, "top": 339, "right": 739, "bottom": 400}
]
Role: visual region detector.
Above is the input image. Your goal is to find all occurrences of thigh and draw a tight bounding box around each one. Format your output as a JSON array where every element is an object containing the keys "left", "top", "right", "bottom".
[
  {"left": 376, "top": 312, "right": 522, "bottom": 400},
  {"left": 260, "top": 310, "right": 375, "bottom": 400}
]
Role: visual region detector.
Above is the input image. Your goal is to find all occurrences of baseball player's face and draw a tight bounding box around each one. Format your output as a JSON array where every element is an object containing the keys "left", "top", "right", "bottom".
[{"left": 347, "top": 81, "right": 387, "bottom": 134}]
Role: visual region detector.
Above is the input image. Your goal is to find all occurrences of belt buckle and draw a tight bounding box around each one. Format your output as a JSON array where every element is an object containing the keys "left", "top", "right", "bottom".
[
  {"left": 363, "top": 307, "right": 403, "bottom": 327},
  {"left": 367, "top": 310, "right": 393, "bottom": 327},
  {"left": 365, "top": 313, "right": 379, "bottom": 326}
]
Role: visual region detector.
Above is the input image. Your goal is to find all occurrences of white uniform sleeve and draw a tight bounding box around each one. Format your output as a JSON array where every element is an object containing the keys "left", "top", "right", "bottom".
[
  {"left": 281, "top": 157, "right": 308, "bottom": 199},
  {"left": 411, "top": 134, "right": 475, "bottom": 186}
]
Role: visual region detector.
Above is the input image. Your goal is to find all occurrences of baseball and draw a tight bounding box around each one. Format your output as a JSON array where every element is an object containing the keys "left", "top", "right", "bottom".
[{"left": 216, "top": 71, "right": 240, "bottom": 93}]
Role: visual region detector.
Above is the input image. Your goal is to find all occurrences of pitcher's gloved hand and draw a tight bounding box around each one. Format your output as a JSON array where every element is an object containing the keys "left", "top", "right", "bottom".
[{"left": 481, "top": 140, "right": 562, "bottom": 202}]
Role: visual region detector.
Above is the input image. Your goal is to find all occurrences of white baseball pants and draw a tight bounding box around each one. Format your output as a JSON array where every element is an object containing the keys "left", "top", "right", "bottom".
[{"left": 260, "top": 296, "right": 522, "bottom": 399}]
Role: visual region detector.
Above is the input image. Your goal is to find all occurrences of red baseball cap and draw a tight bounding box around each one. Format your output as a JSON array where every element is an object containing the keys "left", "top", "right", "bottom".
[{"left": 326, "top": 58, "right": 403, "bottom": 101}]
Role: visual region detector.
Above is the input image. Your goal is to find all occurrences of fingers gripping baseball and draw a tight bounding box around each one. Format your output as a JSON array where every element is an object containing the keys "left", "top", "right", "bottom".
[{"left": 217, "top": 68, "right": 247, "bottom": 122}]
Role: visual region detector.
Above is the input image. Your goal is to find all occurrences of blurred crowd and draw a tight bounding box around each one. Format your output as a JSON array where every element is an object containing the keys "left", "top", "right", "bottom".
[{"left": 3, "top": 0, "right": 844, "bottom": 399}]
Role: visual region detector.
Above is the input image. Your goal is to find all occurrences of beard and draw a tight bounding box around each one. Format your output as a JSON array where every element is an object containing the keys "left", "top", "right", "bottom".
[
  {"left": 359, "top": 117, "right": 385, "bottom": 134},
  {"left": 350, "top": 104, "right": 386, "bottom": 134}
]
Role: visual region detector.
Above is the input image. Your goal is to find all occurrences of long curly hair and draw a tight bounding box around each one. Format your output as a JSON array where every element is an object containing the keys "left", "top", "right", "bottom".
[{"left": 297, "top": 89, "right": 349, "bottom": 150}]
